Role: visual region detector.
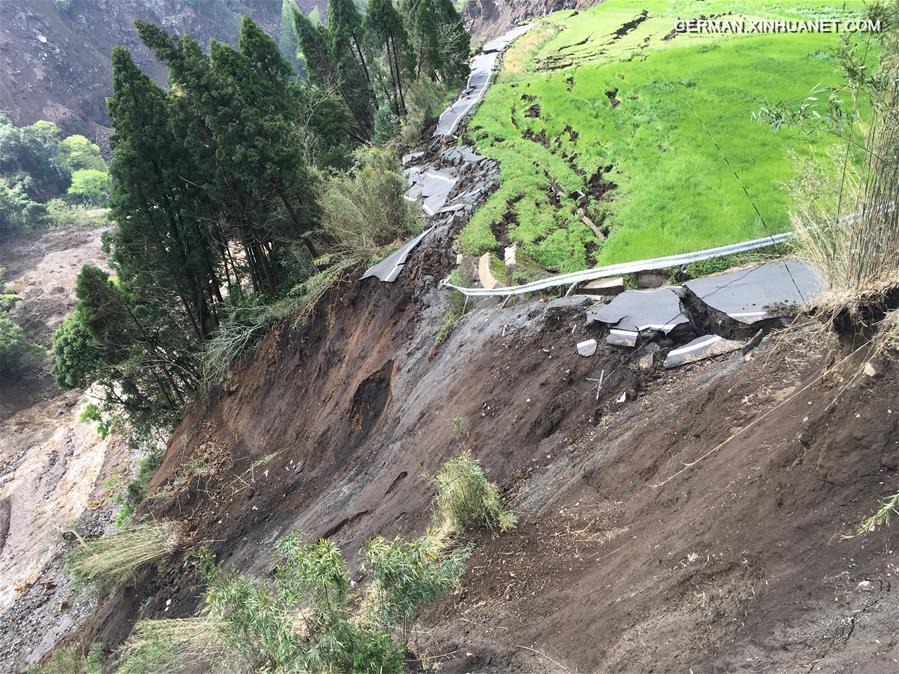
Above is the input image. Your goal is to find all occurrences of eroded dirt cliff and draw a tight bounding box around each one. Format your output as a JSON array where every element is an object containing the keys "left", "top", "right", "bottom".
[{"left": 69, "top": 219, "right": 899, "bottom": 671}]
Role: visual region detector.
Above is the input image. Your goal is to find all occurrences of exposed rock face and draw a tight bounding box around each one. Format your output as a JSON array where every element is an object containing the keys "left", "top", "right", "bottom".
[
  {"left": 462, "top": 0, "right": 598, "bottom": 41},
  {"left": 0, "top": 0, "right": 324, "bottom": 146}
]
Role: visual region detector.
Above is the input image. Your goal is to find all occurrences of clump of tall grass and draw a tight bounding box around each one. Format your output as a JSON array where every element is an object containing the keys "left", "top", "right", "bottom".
[
  {"left": 318, "top": 146, "right": 423, "bottom": 259},
  {"left": 28, "top": 644, "right": 104, "bottom": 674},
  {"left": 786, "top": 2, "right": 898, "bottom": 305},
  {"left": 116, "top": 617, "right": 231, "bottom": 674},
  {"left": 67, "top": 521, "right": 183, "bottom": 587},
  {"left": 431, "top": 450, "right": 517, "bottom": 534}
]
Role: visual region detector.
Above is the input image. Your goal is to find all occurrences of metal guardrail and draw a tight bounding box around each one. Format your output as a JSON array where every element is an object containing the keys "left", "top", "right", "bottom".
[{"left": 441, "top": 233, "right": 793, "bottom": 297}]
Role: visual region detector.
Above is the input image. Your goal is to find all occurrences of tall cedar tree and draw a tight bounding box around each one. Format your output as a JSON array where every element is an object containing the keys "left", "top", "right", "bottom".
[
  {"left": 366, "top": 0, "right": 413, "bottom": 115},
  {"left": 327, "top": 0, "right": 376, "bottom": 138},
  {"left": 409, "top": 0, "right": 469, "bottom": 84},
  {"left": 107, "top": 46, "right": 221, "bottom": 343},
  {"left": 136, "top": 18, "right": 320, "bottom": 293}
]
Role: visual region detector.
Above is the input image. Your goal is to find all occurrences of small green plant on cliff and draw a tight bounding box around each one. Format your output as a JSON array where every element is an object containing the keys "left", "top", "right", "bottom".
[
  {"left": 431, "top": 450, "right": 517, "bottom": 534},
  {"left": 28, "top": 644, "right": 103, "bottom": 674},
  {"left": 364, "top": 534, "right": 471, "bottom": 647},
  {"left": 66, "top": 521, "right": 182, "bottom": 587},
  {"left": 855, "top": 491, "right": 899, "bottom": 536}
]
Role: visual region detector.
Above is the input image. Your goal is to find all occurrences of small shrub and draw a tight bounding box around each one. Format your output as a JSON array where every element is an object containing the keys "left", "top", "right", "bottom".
[
  {"left": 364, "top": 534, "right": 471, "bottom": 646},
  {"left": 198, "top": 535, "right": 405, "bottom": 674},
  {"left": 372, "top": 103, "right": 401, "bottom": 145},
  {"left": 66, "top": 521, "right": 182, "bottom": 587},
  {"left": 0, "top": 312, "right": 44, "bottom": 374},
  {"left": 431, "top": 450, "right": 517, "bottom": 534}
]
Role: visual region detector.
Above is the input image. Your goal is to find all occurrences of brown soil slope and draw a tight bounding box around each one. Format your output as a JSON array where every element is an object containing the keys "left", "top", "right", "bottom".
[{"left": 81, "top": 225, "right": 899, "bottom": 672}]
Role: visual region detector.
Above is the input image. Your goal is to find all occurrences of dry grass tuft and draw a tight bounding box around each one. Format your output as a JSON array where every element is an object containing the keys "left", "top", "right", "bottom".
[
  {"left": 67, "top": 521, "right": 183, "bottom": 587},
  {"left": 116, "top": 617, "right": 232, "bottom": 674}
]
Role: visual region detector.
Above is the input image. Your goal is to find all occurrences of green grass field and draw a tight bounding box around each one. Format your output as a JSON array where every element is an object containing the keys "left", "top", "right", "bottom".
[{"left": 461, "top": 0, "right": 872, "bottom": 272}]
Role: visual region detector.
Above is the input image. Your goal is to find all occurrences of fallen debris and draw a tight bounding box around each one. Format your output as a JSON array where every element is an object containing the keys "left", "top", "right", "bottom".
[
  {"left": 664, "top": 334, "right": 743, "bottom": 368},
  {"left": 576, "top": 339, "right": 597, "bottom": 357}
]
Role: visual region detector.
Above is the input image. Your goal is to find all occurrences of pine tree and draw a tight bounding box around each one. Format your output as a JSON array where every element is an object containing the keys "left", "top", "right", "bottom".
[
  {"left": 367, "top": 0, "right": 414, "bottom": 115},
  {"left": 108, "top": 46, "right": 221, "bottom": 342}
]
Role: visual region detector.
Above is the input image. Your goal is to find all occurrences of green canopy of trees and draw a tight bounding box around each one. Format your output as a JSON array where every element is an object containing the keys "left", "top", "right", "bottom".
[{"left": 294, "top": 0, "right": 470, "bottom": 142}]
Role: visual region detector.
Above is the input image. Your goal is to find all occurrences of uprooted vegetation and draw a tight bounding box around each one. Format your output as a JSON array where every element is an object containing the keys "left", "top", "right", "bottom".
[{"left": 66, "top": 521, "right": 183, "bottom": 588}]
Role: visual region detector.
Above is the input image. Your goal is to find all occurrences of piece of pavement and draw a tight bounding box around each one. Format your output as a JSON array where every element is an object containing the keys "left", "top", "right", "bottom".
[
  {"left": 586, "top": 287, "right": 689, "bottom": 334},
  {"left": 663, "top": 334, "right": 744, "bottom": 368},
  {"left": 684, "top": 260, "right": 821, "bottom": 324},
  {"left": 360, "top": 226, "right": 435, "bottom": 283}
]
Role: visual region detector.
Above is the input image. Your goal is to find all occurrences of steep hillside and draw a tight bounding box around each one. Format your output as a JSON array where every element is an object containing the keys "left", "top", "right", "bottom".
[
  {"left": 77, "top": 227, "right": 899, "bottom": 671},
  {"left": 0, "top": 0, "right": 324, "bottom": 144},
  {"left": 0, "top": 224, "right": 132, "bottom": 669}
]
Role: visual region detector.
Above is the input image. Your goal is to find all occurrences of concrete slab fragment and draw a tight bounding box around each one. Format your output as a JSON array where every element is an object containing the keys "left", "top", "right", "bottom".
[
  {"left": 587, "top": 287, "right": 688, "bottom": 333},
  {"left": 607, "top": 328, "right": 639, "bottom": 348},
  {"left": 577, "top": 339, "right": 597, "bottom": 357},
  {"left": 684, "top": 261, "right": 821, "bottom": 324},
  {"left": 664, "top": 335, "right": 742, "bottom": 368},
  {"left": 582, "top": 277, "right": 625, "bottom": 296},
  {"left": 361, "top": 226, "right": 435, "bottom": 283}
]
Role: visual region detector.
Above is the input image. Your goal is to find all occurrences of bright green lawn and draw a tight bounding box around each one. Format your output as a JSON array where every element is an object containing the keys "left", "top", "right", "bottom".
[{"left": 462, "top": 0, "right": 871, "bottom": 271}]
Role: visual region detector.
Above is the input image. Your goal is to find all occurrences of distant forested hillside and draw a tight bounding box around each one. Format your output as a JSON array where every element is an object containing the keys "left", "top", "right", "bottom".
[{"left": 0, "top": 0, "right": 326, "bottom": 147}]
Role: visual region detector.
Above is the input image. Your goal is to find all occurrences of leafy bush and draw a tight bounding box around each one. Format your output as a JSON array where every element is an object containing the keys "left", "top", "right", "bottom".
[
  {"left": 0, "top": 311, "right": 44, "bottom": 375},
  {"left": 68, "top": 169, "right": 110, "bottom": 206},
  {"left": 431, "top": 450, "right": 517, "bottom": 534},
  {"left": 364, "top": 534, "right": 470, "bottom": 646},
  {"left": 372, "top": 103, "right": 401, "bottom": 145},
  {"left": 0, "top": 177, "right": 49, "bottom": 237},
  {"left": 400, "top": 78, "right": 452, "bottom": 146},
  {"left": 200, "top": 535, "right": 405, "bottom": 673},
  {"left": 59, "top": 134, "right": 106, "bottom": 171},
  {"left": 66, "top": 521, "right": 182, "bottom": 587},
  {"left": 46, "top": 198, "right": 104, "bottom": 228}
]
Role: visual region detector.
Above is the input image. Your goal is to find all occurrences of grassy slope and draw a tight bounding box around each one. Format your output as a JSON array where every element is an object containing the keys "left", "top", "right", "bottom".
[{"left": 462, "top": 0, "right": 869, "bottom": 272}]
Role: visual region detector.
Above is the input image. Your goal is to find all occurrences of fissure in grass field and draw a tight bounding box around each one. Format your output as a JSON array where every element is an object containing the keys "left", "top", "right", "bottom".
[{"left": 461, "top": 0, "right": 873, "bottom": 273}]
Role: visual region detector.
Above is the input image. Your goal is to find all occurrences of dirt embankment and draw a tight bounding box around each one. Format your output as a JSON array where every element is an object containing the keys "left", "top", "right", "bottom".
[{"left": 67, "top": 208, "right": 899, "bottom": 673}]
